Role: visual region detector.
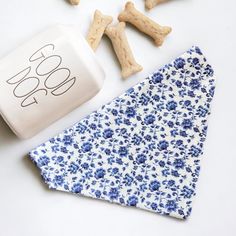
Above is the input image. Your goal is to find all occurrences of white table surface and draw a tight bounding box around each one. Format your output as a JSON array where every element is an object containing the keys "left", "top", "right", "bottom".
[{"left": 0, "top": 0, "right": 235, "bottom": 235}]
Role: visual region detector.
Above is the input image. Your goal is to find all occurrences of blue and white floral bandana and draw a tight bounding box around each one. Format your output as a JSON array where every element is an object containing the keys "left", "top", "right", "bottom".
[{"left": 29, "top": 46, "right": 215, "bottom": 219}]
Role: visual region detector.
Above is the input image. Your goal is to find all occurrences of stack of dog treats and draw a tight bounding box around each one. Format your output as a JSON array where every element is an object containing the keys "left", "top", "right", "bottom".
[{"left": 70, "top": 1, "right": 172, "bottom": 79}]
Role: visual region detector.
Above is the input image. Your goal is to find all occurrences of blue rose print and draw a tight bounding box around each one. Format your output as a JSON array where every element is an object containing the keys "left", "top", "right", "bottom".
[
  {"left": 180, "top": 186, "right": 194, "bottom": 199},
  {"left": 63, "top": 135, "right": 73, "bottom": 146},
  {"left": 204, "top": 64, "right": 214, "bottom": 77},
  {"left": 151, "top": 203, "right": 158, "bottom": 210},
  {"left": 144, "top": 114, "right": 156, "bottom": 125},
  {"left": 140, "top": 94, "right": 150, "bottom": 105},
  {"left": 192, "top": 57, "right": 199, "bottom": 65},
  {"left": 151, "top": 72, "right": 163, "bottom": 84},
  {"left": 95, "top": 190, "right": 102, "bottom": 198},
  {"left": 159, "top": 140, "right": 169, "bottom": 150},
  {"left": 197, "top": 106, "right": 208, "bottom": 117},
  {"left": 53, "top": 175, "right": 64, "bottom": 186},
  {"left": 136, "top": 154, "right": 147, "bottom": 164},
  {"left": 174, "top": 58, "right": 185, "bottom": 69},
  {"left": 103, "top": 129, "right": 114, "bottom": 139},
  {"left": 189, "top": 145, "right": 202, "bottom": 157},
  {"left": 165, "top": 200, "right": 178, "bottom": 212},
  {"left": 81, "top": 162, "right": 89, "bottom": 170},
  {"left": 37, "top": 156, "right": 50, "bottom": 167},
  {"left": 184, "top": 100, "right": 191, "bottom": 106},
  {"left": 72, "top": 183, "right": 83, "bottom": 194},
  {"left": 181, "top": 119, "right": 193, "bottom": 129},
  {"left": 149, "top": 180, "right": 161, "bottom": 192},
  {"left": 108, "top": 188, "right": 119, "bottom": 200},
  {"left": 118, "top": 146, "right": 128, "bottom": 157},
  {"left": 125, "top": 107, "right": 136, "bottom": 118},
  {"left": 166, "top": 101, "right": 177, "bottom": 111},
  {"left": 124, "top": 174, "right": 134, "bottom": 186},
  {"left": 127, "top": 196, "right": 138, "bottom": 206},
  {"left": 95, "top": 168, "right": 106, "bottom": 179},
  {"left": 68, "top": 162, "right": 80, "bottom": 174},
  {"left": 56, "top": 156, "right": 64, "bottom": 163},
  {"left": 173, "top": 159, "right": 185, "bottom": 169},
  {"left": 112, "top": 109, "right": 118, "bottom": 116},
  {"left": 190, "top": 79, "right": 201, "bottom": 90},
  {"left": 132, "top": 134, "right": 142, "bottom": 145},
  {"left": 81, "top": 142, "right": 92, "bottom": 153}
]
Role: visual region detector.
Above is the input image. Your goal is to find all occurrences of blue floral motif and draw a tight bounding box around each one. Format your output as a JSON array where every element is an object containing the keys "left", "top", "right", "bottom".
[
  {"left": 81, "top": 142, "right": 92, "bottom": 153},
  {"left": 118, "top": 146, "right": 128, "bottom": 157},
  {"left": 174, "top": 57, "right": 185, "bottom": 69},
  {"left": 173, "top": 159, "right": 185, "bottom": 169},
  {"left": 189, "top": 145, "right": 202, "bottom": 157},
  {"left": 108, "top": 188, "right": 119, "bottom": 200},
  {"left": 181, "top": 119, "right": 193, "bottom": 130},
  {"left": 204, "top": 64, "right": 214, "bottom": 77},
  {"left": 165, "top": 200, "right": 178, "bottom": 212},
  {"left": 196, "top": 106, "right": 208, "bottom": 117},
  {"left": 139, "top": 94, "right": 150, "bottom": 106},
  {"left": 127, "top": 196, "right": 138, "bottom": 206},
  {"left": 72, "top": 183, "right": 83, "bottom": 194},
  {"left": 151, "top": 72, "right": 163, "bottom": 84},
  {"left": 166, "top": 101, "right": 177, "bottom": 111},
  {"left": 76, "top": 124, "right": 87, "bottom": 134},
  {"left": 132, "top": 134, "right": 142, "bottom": 145},
  {"left": 56, "top": 156, "right": 64, "bottom": 163},
  {"left": 68, "top": 162, "right": 79, "bottom": 174},
  {"left": 37, "top": 156, "right": 50, "bottom": 167},
  {"left": 124, "top": 174, "right": 134, "bottom": 186},
  {"left": 112, "top": 109, "right": 118, "bottom": 116},
  {"left": 62, "top": 135, "right": 73, "bottom": 146},
  {"left": 159, "top": 140, "right": 169, "bottom": 150},
  {"left": 81, "top": 162, "right": 89, "bottom": 170},
  {"left": 192, "top": 57, "right": 199, "bottom": 65},
  {"left": 103, "top": 129, "right": 114, "bottom": 139},
  {"left": 180, "top": 186, "right": 194, "bottom": 199},
  {"left": 144, "top": 114, "right": 156, "bottom": 125},
  {"left": 136, "top": 154, "right": 147, "bottom": 164},
  {"left": 176, "top": 80, "right": 182, "bottom": 88},
  {"left": 53, "top": 175, "right": 64, "bottom": 186},
  {"left": 151, "top": 203, "right": 158, "bottom": 210},
  {"left": 94, "top": 168, "right": 106, "bottom": 179},
  {"left": 149, "top": 180, "right": 161, "bottom": 192},
  {"left": 125, "top": 107, "right": 136, "bottom": 118},
  {"left": 190, "top": 79, "right": 201, "bottom": 90},
  {"left": 29, "top": 47, "right": 216, "bottom": 220},
  {"left": 95, "top": 190, "right": 101, "bottom": 198}
]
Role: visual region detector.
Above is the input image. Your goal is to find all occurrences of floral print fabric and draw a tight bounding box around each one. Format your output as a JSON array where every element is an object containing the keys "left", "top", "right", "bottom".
[{"left": 29, "top": 46, "right": 215, "bottom": 219}]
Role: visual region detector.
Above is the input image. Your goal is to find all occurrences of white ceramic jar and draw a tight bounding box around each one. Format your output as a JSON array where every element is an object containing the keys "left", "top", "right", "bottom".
[{"left": 0, "top": 25, "right": 105, "bottom": 139}]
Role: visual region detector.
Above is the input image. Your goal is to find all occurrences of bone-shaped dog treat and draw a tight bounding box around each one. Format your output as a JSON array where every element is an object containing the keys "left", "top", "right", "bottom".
[
  {"left": 86, "top": 10, "right": 113, "bottom": 51},
  {"left": 68, "top": 0, "right": 80, "bottom": 5},
  {"left": 105, "top": 22, "right": 142, "bottom": 79},
  {"left": 145, "top": 0, "right": 169, "bottom": 10},
  {"left": 118, "top": 1, "right": 172, "bottom": 46}
]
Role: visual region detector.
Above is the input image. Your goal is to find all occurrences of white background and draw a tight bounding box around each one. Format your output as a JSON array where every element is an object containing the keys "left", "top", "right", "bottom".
[{"left": 0, "top": 0, "right": 235, "bottom": 235}]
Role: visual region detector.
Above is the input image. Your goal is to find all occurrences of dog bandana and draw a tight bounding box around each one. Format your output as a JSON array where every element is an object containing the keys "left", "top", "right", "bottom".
[{"left": 29, "top": 46, "right": 216, "bottom": 219}]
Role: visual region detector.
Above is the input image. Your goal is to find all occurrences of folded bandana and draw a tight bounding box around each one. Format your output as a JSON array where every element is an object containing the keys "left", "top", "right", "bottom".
[{"left": 29, "top": 46, "right": 216, "bottom": 219}]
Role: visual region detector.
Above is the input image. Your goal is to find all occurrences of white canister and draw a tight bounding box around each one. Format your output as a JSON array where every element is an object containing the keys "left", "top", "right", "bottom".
[{"left": 0, "top": 25, "right": 105, "bottom": 139}]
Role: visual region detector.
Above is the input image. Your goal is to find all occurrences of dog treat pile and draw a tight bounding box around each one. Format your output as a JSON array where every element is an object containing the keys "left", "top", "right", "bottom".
[{"left": 86, "top": 1, "right": 172, "bottom": 79}]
